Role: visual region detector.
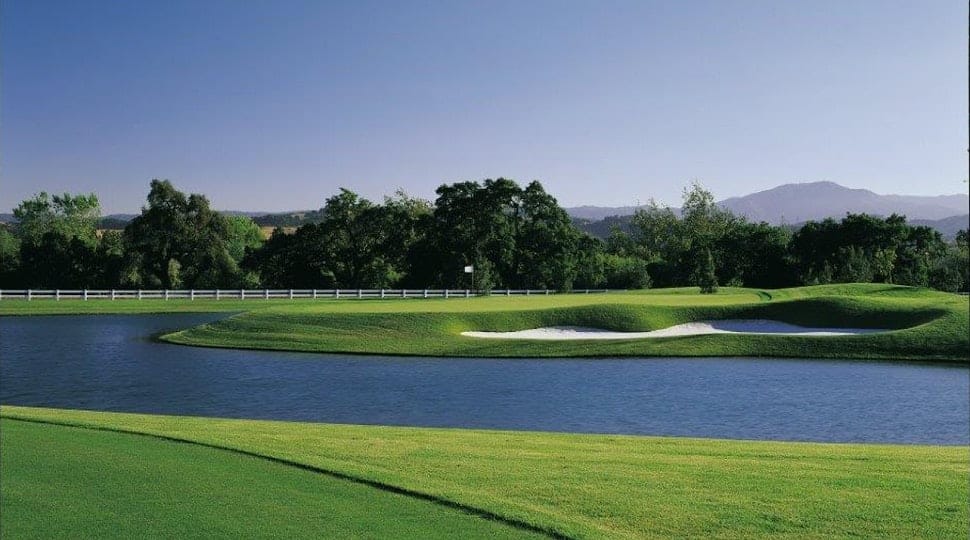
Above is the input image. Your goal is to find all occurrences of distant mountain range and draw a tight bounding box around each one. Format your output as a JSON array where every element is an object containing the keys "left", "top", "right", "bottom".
[
  {"left": 909, "top": 215, "right": 970, "bottom": 240},
  {"left": 572, "top": 213, "right": 970, "bottom": 241},
  {"left": 565, "top": 181, "right": 968, "bottom": 223}
]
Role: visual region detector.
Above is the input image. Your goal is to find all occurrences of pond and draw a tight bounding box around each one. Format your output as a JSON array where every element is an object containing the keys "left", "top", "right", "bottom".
[{"left": 1, "top": 314, "right": 967, "bottom": 444}]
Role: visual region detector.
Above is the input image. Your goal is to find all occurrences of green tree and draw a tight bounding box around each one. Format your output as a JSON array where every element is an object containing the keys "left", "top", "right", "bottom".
[
  {"left": 715, "top": 221, "right": 794, "bottom": 288},
  {"left": 0, "top": 227, "right": 21, "bottom": 286},
  {"left": 11, "top": 192, "right": 102, "bottom": 287},
  {"left": 573, "top": 235, "right": 607, "bottom": 289},
  {"left": 424, "top": 179, "right": 520, "bottom": 289},
  {"left": 514, "top": 181, "right": 581, "bottom": 290},
  {"left": 13, "top": 192, "right": 100, "bottom": 246},
  {"left": 928, "top": 247, "right": 967, "bottom": 292},
  {"left": 629, "top": 199, "right": 680, "bottom": 263},
  {"left": 417, "top": 178, "right": 583, "bottom": 290},
  {"left": 123, "top": 180, "right": 239, "bottom": 288},
  {"left": 95, "top": 230, "right": 126, "bottom": 288},
  {"left": 601, "top": 254, "right": 651, "bottom": 289},
  {"left": 694, "top": 248, "right": 718, "bottom": 294},
  {"left": 243, "top": 228, "right": 317, "bottom": 288},
  {"left": 225, "top": 216, "right": 264, "bottom": 263}
]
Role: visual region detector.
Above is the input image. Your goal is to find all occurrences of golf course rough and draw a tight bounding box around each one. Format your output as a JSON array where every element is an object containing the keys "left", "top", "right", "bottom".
[
  {"left": 1, "top": 406, "right": 967, "bottom": 539},
  {"left": 148, "top": 284, "right": 968, "bottom": 361}
]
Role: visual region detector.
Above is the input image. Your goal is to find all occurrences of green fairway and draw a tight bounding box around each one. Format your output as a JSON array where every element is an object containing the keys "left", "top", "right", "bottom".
[
  {"left": 2, "top": 284, "right": 967, "bottom": 361},
  {"left": 160, "top": 284, "right": 965, "bottom": 361},
  {"left": 0, "top": 418, "right": 543, "bottom": 539},
  {"left": 2, "top": 406, "right": 967, "bottom": 539}
]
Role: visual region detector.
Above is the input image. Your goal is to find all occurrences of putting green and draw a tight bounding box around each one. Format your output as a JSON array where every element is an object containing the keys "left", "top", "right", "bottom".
[
  {"left": 1, "top": 284, "right": 966, "bottom": 361},
  {"left": 160, "top": 284, "right": 968, "bottom": 361}
]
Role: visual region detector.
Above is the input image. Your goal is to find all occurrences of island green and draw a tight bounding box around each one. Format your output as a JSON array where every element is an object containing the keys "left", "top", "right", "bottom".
[{"left": 1, "top": 284, "right": 966, "bottom": 361}]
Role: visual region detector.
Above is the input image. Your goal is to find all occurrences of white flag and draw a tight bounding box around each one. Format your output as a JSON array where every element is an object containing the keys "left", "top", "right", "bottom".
[{"left": 463, "top": 265, "right": 474, "bottom": 273}]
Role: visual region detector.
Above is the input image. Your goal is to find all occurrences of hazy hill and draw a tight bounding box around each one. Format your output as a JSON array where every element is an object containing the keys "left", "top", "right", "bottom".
[
  {"left": 565, "top": 182, "right": 968, "bottom": 224},
  {"left": 573, "top": 213, "right": 969, "bottom": 241},
  {"left": 910, "top": 215, "right": 970, "bottom": 240},
  {"left": 717, "top": 182, "right": 967, "bottom": 223}
]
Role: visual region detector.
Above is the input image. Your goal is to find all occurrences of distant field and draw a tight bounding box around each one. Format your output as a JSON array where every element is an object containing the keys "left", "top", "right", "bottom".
[
  {"left": 2, "top": 284, "right": 967, "bottom": 361},
  {"left": 258, "top": 225, "right": 296, "bottom": 239},
  {"left": 2, "top": 406, "right": 966, "bottom": 539}
]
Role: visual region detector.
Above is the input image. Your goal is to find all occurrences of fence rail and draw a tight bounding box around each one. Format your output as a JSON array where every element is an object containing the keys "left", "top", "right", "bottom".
[{"left": 0, "top": 288, "right": 614, "bottom": 301}]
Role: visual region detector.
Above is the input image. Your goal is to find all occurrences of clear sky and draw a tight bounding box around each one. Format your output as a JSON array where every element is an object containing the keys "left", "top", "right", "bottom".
[{"left": 1, "top": 0, "right": 966, "bottom": 214}]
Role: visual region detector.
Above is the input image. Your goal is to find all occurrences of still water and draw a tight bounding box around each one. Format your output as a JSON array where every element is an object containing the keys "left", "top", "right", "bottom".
[{"left": 1, "top": 314, "right": 967, "bottom": 444}]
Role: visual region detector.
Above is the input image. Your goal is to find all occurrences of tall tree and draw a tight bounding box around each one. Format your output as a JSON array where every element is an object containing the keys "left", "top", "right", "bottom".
[
  {"left": 694, "top": 247, "right": 719, "bottom": 293},
  {"left": 425, "top": 179, "right": 520, "bottom": 289},
  {"left": 224, "top": 216, "right": 264, "bottom": 263},
  {"left": 13, "top": 192, "right": 100, "bottom": 246},
  {"left": 0, "top": 227, "right": 21, "bottom": 287},
  {"left": 122, "top": 180, "right": 239, "bottom": 288},
  {"left": 11, "top": 192, "right": 103, "bottom": 287},
  {"left": 514, "top": 181, "right": 581, "bottom": 290}
]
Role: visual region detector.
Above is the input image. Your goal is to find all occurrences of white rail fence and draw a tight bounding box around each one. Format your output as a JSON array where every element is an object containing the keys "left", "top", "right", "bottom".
[{"left": 0, "top": 288, "right": 614, "bottom": 301}]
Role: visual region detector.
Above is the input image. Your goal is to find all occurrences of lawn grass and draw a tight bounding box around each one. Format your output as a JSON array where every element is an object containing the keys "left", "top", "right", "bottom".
[
  {"left": 2, "top": 406, "right": 967, "bottom": 539},
  {"left": 0, "top": 418, "right": 541, "bottom": 539},
  {"left": 161, "top": 284, "right": 967, "bottom": 361},
  {"left": 2, "top": 284, "right": 966, "bottom": 361}
]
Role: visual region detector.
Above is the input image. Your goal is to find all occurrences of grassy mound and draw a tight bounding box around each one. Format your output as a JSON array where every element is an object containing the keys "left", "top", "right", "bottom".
[
  {"left": 160, "top": 285, "right": 968, "bottom": 361},
  {"left": 0, "top": 418, "right": 539, "bottom": 539},
  {"left": 2, "top": 406, "right": 966, "bottom": 539}
]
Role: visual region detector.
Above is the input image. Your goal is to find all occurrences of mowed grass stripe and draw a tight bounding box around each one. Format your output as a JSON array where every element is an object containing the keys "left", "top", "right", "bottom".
[
  {"left": 3, "top": 406, "right": 967, "bottom": 539},
  {"left": 0, "top": 418, "right": 548, "bottom": 540}
]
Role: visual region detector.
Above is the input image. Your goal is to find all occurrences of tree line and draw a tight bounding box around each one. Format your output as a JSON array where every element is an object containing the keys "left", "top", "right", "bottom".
[{"left": 1, "top": 178, "right": 967, "bottom": 293}]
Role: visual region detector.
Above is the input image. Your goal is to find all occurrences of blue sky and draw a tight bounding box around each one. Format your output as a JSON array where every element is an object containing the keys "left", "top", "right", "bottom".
[{"left": 1, "top": 0, "right": 966, "bottom": 213}]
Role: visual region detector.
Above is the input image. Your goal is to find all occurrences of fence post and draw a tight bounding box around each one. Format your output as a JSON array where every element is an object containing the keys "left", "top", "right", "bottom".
[
  {"left": 585, "top": 289, "right": 590, "bottom": 294},
  {"left": 190, "top": 289, "right": 195, "bottom": 301},
  {"left": 27, "top": 289, "right": 31, "bottom": 301},
  {"left": 264, "top": 289, "right": 269, "bottom": 300},
  {"left": 164, "top": 289, "right": 169, "bottom": 300},
  {"left": 465, "top": 289, "right": 470, "bottom": 298},
  {"left": 241, "top": 289, "right": 245, "bottom": 300},
  {"left": 55, "top": 289, "right": 60, "bottom": 301},
  {"left": 506, "top": 289, "right": 511, "bottom": 296},
  {"left": 215, "top": 289, "right": 220, "bottom": 300},
  {"left": 423, "top": 289, "right": 428, "bottom": 298},
  {"left": 545, "top": 289, "right": 549, "bottom": 295},
  {"left": 335, "top": 289, "right": 340, "bottom": 299},
  {"left": 137, "top": 289, "right": 143, "bottom": 300},
  {"left": 444, "top": 289, "right": 449, "bottom": 299},
  {"left": 357, "top": 289, "right": 362, "bottom": 299},
  {"left": 312, "top": 289, "right": 318, "bottom": 299},
  {"left": 288, "top": 289, "right": 294, "bottom": 299},
  {"left": 402, "top": 289, "right": 407, "bottom": 298},
  {"left": 380, "top": 288, "right": 385, "bottom": 299},
  {"left": 84, "top": 289, "right": 88, "bottom": 301},
  {"left": 0, "top": 289, "right": 3, "bottom": 300},
  {"left": 525, "top": 289, "right": 530, "bottom": 296}
]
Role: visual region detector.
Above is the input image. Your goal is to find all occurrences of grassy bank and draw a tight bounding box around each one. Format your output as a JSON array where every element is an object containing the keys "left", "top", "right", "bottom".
[
  {"left": 2, "top": 284, "right": 966, "bottom": 361},
  {"left": 161, "top": 284, "right": 967, "bottom": 361},
  {"left": 2, "top": 406, "right": 967, "bottom": 539}
]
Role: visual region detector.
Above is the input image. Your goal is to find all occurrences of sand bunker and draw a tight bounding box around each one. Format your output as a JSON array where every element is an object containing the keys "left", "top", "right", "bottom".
[{"left": 461, "top": 320, "right": 888, "bottom": 340}]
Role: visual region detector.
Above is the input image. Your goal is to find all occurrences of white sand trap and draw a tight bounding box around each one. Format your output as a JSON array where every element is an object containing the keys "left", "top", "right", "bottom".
[{"left": 461, "top": 320, "right": 888, "bottom": 340}]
